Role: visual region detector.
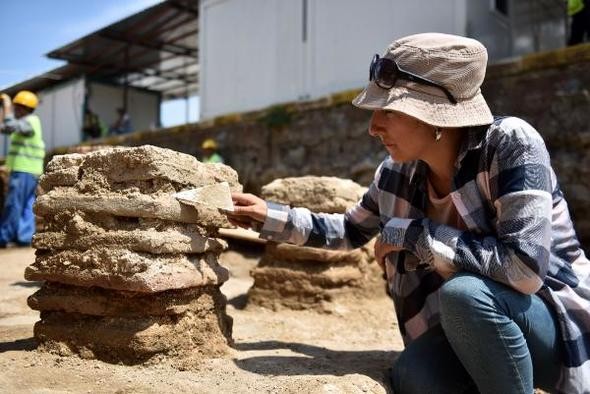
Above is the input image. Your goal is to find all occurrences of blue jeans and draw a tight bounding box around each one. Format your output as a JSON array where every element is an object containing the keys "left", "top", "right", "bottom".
[
  {"left": 0, "top": 171, "right": 38, "bottom": 245},
  {"left": 390, "top": 272, "right": 562, "bottom": 394}
]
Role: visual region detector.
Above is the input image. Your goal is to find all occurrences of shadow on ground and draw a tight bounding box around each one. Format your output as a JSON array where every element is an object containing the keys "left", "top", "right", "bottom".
[
  {"left": 233, "top": 340, "right": 398, "bottom": 388},
  {"left": 0, "top": 337, "right": 36, "bottom": 353},
  {"left": 11, "top": 281, "right": 42, "bottom": 288},
  {"left": 228, "top": 294, "right": 249, "bottom": 309}
]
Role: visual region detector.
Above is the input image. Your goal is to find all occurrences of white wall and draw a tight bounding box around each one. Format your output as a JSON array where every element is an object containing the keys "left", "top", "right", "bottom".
[
  {"left": 199, "top": 0, "right": 302, "bottom": 120},
  {"left": 307, "top": 0, "right": 466, "bottom": 100},
  {"left": 87, "top": 82, "right": 160, "bottom": 133},
  {"left": 35, "top": 77, "right": 85, "bottom": 152},
  {"left": 199, "top": 0, "right": 466, "bottom": 119}
]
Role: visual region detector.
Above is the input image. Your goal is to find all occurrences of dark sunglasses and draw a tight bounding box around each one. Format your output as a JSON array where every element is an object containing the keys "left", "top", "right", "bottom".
[{"left": 369, "top": 54, "right": 457, "bottom": 104}]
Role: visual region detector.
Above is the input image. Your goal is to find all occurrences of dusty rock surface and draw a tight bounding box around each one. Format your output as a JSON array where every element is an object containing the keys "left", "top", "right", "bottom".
[
  {"left": 261, "top": 176, "right": 366, "bottom": 213},
  {"left": 250, "top": 176, "right": 383, "bottom": 312},
  {"left": 28, "top": 146, "right": 240, "bottom": 364},
  {"left": 0, "top": 245, "right": 401, "bottom": 393}
]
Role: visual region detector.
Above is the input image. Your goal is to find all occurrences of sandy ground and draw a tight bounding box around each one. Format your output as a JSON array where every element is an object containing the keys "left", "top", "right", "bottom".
[{"left": 0, "top": 242, "right": 403, "bottom": 393}]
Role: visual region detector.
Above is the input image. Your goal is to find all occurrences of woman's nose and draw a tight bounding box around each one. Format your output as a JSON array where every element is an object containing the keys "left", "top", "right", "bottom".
[
  {"left": 368, "top": 126, "right": 381, "bottom": 137},
  {"left": 368, "top": 113, "right": 381, "bottom": 137}
]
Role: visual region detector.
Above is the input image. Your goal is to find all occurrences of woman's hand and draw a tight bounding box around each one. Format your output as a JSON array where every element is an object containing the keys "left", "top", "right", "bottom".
[
  {"left": 374, "top": 236, "right": 403, "bottom": 272},
  {"left": 227, "top": 192, "right": 268, "bottom": 229},
  {"left": 1, "top": 93, "right": 12, "bottom": 117}
]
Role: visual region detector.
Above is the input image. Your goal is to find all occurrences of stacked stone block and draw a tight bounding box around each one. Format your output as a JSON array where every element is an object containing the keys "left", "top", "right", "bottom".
[
  {"left": 248, "top": 176, "right": 383, "bottom": 312},
  {"left": 25, "top": 145, "right": 240, "bottom": 364}
]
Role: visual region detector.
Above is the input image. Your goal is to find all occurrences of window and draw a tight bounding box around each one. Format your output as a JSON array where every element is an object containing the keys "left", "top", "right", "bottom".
[{"left": 494, "top": 0, "right": 509, "bottom": 16}]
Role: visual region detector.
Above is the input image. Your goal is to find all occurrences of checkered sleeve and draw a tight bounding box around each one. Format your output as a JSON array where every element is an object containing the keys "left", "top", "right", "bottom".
[
  {"left": 259, "top": 165, "right": 384, "bottom": 249},
  {"left": 381, "top": 119, "right": 552, "bottom": 294}
]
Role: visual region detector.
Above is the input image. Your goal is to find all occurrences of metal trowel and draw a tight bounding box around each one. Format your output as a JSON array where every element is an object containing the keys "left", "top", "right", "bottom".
[{"left": 173, "top": 181, "right": 234, "bottom": 212}]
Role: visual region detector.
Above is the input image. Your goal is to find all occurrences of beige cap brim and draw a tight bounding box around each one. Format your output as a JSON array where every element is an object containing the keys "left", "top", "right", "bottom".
[{"left": 352, "top": 82, "right": 493, "bottom": 128}]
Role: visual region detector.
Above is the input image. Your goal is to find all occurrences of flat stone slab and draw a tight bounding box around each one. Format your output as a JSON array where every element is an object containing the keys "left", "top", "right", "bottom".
[
  {"left": 248, "top": 263, "right": 384, "bottom": 312},
  {"left": 42, "top": 145, "right": 241, "bottom": 192},
  {"left": 265, "top": 243, "right": 368, "bottom": 265},
  {"left": 28, "top": 283, "right": 225, "bottom": 317},
  {"left": 34, "top": 309, "right": 232, "bottom": 364},
  {"left": 35, "top": 190, "right": 232, "bottom": 228},
  {"left": 248, "top": 239, "right": 382, "bottom": 312},
  {"left": 261, "top": 176, "right": 366, "bottom": 213},
  {"left": 25, "top": 249, "right": 229, "bottom": 293},
  {"left": 33, "top": 228, "right": 226, "bottom": 254}
]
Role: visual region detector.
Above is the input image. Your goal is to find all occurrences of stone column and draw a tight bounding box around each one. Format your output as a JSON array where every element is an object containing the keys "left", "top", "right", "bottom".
[
  {"left": 248, "top": 176, "right": 384, "bottom": 313},
  {"left": 26, "top": 145, "right": 240, "bottom": 364}
]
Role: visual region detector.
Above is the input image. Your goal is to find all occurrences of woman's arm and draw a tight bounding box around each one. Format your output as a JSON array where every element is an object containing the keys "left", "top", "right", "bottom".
[
  {"left": 380, "top": 119, "right": 552, "bottom": 294},
  {"left": 229, "top": 166, "right": 385, "bottom": 250}
]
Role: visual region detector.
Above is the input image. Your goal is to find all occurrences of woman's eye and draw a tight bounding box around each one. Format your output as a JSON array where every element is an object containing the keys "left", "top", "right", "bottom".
[{"left": 384, "top": 111, "right": 397, "bottom": 119}]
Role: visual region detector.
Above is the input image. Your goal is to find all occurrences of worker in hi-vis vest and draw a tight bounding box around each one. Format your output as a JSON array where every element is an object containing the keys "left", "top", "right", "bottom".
[
  {"left": 201, "top": 138, "right": 224, "bottom": 164},
  {"left": 0, "top": 90, "right": 45, "bottom": 247}
]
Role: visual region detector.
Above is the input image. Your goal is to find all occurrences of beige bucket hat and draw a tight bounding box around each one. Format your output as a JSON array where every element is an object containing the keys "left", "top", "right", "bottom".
[{"left": 353, "top": 32, "right": 494, "bottom": 128}]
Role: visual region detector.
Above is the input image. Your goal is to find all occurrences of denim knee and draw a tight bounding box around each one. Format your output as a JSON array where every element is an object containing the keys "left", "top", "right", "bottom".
[
  {"left": 439, "top": 273, "right": 491, "bottom": 324},
  {"left": 390, "top": 353, "right": 421, "bottom": 394}
]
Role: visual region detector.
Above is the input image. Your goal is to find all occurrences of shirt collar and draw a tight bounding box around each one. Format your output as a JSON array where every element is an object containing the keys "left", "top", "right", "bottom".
[{"left": 455, "top": 123, "right": 491, "bottom": 166}]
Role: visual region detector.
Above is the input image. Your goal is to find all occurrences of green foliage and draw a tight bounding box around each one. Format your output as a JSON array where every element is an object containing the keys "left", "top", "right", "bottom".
[{"left": 259, "top": 105, "right": 292, "bottom": 130}]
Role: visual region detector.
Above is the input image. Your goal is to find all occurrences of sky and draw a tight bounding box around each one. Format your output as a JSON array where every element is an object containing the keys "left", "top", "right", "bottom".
[{"left": 0, "top": 0, "right": 199, "bottom": 127}]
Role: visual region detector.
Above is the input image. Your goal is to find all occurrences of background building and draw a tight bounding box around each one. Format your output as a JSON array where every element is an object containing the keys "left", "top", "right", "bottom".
[
  {"left": 1, "top": 0, "right": 197, "bottom": 154},
  {"left": 1, "top": 0, "right": 567, "bottom": 153},
  {"left": 199, "top": 0, "right": 566, "bottom": 119}
]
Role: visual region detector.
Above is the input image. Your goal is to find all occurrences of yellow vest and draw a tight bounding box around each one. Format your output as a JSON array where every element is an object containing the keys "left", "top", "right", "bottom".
[
  {"left": 6, "top": 114, "right": 45, "bottom": 176},
  {"left": 203, "top": 152, "right": 224, "bottom": 164}
]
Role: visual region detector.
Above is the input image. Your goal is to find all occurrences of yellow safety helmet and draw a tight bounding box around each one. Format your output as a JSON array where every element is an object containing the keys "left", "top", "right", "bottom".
[
  {"left": 13, "top": 90, "right": 39, "bottom": 109},
  {"left": 202, "top": 138, "right": 218, "bottom": 150}
]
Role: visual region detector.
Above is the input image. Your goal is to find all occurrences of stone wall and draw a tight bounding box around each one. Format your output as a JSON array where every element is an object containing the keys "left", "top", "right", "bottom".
[{"left": 57, "top": 43, "right": 590, "bottom": 251}]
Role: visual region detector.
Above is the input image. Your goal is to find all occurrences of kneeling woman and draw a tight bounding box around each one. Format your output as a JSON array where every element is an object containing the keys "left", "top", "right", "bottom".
[{"left": 228, "top": 33, "right": 590, "bottom": 394}]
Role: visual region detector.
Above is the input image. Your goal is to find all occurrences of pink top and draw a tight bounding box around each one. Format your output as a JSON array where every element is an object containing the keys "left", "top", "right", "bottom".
[{"left": 426, "top": 181, "right": 467, "bottom": 278}]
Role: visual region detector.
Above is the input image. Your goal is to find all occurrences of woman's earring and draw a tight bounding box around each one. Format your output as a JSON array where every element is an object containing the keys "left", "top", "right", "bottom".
[{"left": 434, "top": 127, "right": 442, "bottom": 141}]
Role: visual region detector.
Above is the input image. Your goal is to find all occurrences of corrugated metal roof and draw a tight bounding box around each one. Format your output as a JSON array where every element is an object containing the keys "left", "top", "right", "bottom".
[{"left": 3, "top": 0, "right": 198, "bottom": 100}]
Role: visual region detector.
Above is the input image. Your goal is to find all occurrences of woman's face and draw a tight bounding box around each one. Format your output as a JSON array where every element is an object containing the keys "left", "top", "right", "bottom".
[{"left": 368, "top": 110, "right": 434, "bottom": 162}]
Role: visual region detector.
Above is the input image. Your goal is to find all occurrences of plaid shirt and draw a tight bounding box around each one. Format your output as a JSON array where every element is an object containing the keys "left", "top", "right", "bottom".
[{"left": 260, "top": 117, "right": 590, "bottom": 393}]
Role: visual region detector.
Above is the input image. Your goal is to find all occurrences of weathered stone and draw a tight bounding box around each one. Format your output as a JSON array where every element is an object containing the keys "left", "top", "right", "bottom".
[
  {"left": 28, "top": 283, "right": 223, "bottom": 317},
  {"left": 34, "top": 308, "right": 232, "bottom": 364},
  {"left": 33, "top": 228, "right": 226, "bottom": 255},
  {"left": 82, "top": 145, "right": 240, "bottom": 187},
  {"left": 38, "top": 166, "right": 80, "bottom": 191},
  {"left": 35, "top": 190, "right": 232, "bottom": 228},
  {"left": 25, "top": 249, "right": 228, "bottom": 293},
  {"left": 44, "top": 153, "right": 85, "bottom": 173},
  {"left": 261, "top": 176, "right": 366, "bottom": 213},
  {"left": 248, "top": 262, "right": 384, "bottom": 312},
  {"left": 28, "top": 145, "right": 240, "bottom": 365},
  {"left": 265, "top": 243, "right": 367, "bottom": 266},
  {"left": 248, "top": 175, "right": 383, "bottom": 312}
]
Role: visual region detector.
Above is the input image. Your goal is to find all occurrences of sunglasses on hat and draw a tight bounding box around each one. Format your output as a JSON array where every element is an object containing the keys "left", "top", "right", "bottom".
[{"left": 369, "top": 54, "right": 457, "bottom": 104}]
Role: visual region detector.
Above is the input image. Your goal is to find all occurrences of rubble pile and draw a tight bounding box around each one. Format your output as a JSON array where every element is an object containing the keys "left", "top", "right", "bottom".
[
  {"left": 25, "top": 145, "right": 240, "bottom": 364},
  {"left": 248, "top": 176, "right": 383, "bottom": 312}
]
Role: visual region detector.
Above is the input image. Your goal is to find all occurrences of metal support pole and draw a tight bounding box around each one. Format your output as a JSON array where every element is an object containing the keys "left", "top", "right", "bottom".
[
  {"left": 184, "top": 56, "right": 189, "bottom": 123},
  {"left": 123, "top": 45, "right": 130, "bottom": 111}
]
